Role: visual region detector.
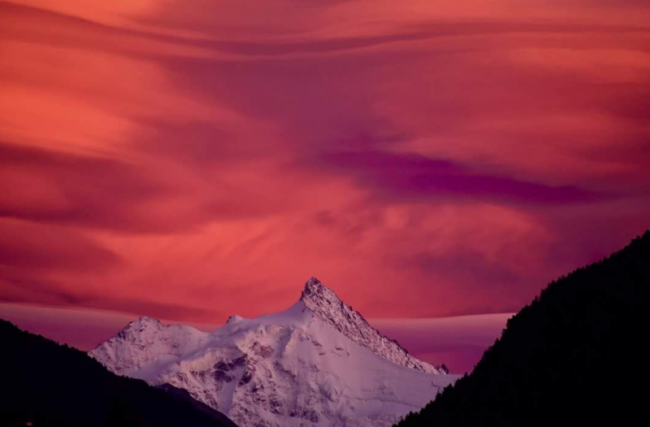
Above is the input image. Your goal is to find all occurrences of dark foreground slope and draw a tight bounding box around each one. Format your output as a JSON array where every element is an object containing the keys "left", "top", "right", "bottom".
[
  {"left": 0, "top": 319, "right": 238, "bottom": 427},
  {"left": 396, "top": 231, "right": 649, "bottom": 427}
]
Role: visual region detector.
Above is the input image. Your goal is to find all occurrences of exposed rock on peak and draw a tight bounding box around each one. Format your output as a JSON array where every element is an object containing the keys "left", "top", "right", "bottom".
[
  {"left": 300, "top": 277, "right": 344, "bottom": 308},
  {"left": 117, "top": 316, "right": 162, "bottom": 339},
  {"left": 132, "top": 316, "right": 162, "bottom": 327},
  {"left": 301, "top": 276, "right": 327, "bottom": 294}
]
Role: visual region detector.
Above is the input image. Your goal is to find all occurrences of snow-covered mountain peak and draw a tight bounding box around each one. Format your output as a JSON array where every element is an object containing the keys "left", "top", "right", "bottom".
[
  {"left": 300, "top": 277, "right": 343, "bottom": 309},
  {"left": 117, "top": 316, "right": 162, "bottom": 337},
  {"left": 91, "top": 278, "right": 457, "bottom": 427},
  {"left": 226, "top": 314, "right": 245, "bottom": 325},
  {"left": 94, "top": 317, "right": 208, "bottom": 381},
  {"left": 130, "top": 316, "right": 161, "bottom": 328},
  {"left": 298, "top": 277, "right": 440, "bottom": 374}
]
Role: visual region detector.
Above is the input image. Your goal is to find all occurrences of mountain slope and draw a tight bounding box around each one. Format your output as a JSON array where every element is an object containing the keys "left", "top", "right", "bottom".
[
  {"left": 91, "top": 278, "right": 457, "bottom": 427},
  {"left": 300, "top": 279, "right": 442, "bottom": 373},
  {"left": 394, "top": 231, "right": 650, "bottom": 427},
  {"left": 0, "top": 319, "right": 237, "bottom": 427}
]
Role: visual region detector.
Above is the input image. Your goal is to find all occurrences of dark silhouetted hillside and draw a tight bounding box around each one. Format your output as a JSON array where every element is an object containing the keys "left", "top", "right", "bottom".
[
  {"left": 0, "top": 319, "right": 238, "bottom": 427},
  {"left": 395, "top": 231, "right": 649, "bottom": 427}
]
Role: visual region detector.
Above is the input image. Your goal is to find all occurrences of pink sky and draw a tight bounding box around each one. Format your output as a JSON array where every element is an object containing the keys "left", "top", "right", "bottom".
[{"left": 0, "top": 0, "right": 649, "bottom": 368}]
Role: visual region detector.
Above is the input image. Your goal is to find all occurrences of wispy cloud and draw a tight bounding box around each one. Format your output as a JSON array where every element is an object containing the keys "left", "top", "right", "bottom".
[{"left": 0, "top": 0, "right": 649, "bottom": 322}]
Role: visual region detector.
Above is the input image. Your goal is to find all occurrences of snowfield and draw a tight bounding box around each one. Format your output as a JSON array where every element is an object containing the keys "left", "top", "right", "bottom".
[{"left": 91, "top": 278, "right": 458, "bottom": 427}]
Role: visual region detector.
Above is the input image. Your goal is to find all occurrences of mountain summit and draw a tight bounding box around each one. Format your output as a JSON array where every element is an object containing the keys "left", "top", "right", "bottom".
[
  {"left": 300, "top": 277, "right": 440, "bottom": 373},
  {"left": 91, "top": 278, "right": 456, "bottom": 427}
]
